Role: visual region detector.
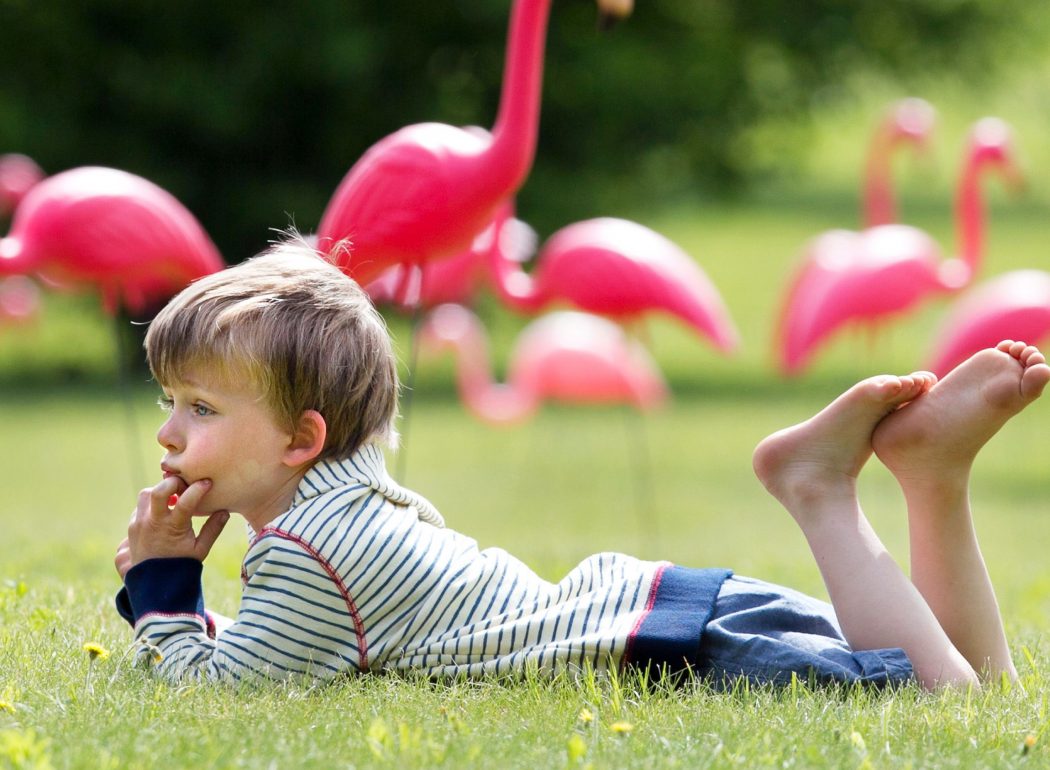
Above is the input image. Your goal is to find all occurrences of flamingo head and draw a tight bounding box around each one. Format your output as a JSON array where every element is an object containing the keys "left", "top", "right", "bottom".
[
  {"left": 0, "top": 236, "right": 27, "bottom": 276},
  {"left": 936, "top": 257, "right": 972, "bottom": 292},
  {"left": 418, "top": 303, "right": 484, "bottom": 359},
  {"left": 0, "top": 275, "right": 40, "bottom": 323},
  {"left": 968, "top": 118, "right": 1024, "bottom": 191},
  {"left": 596, "top": 0, "right": 633, "bottom": 30},
  {"left": 888, "top": 98, "right": 936, "bottom": 147},
  {"left": 0, "top": 154, "right": 45, "bottom": 216}
]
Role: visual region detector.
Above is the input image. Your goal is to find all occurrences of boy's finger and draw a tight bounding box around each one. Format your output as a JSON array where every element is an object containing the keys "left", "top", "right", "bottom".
[
  {"left": 147, "top": 476, "right": 184, "bottom": 516},
  {"left": 193, "top": 510, "right": 230, "bottom": 560},
  {"left": 169, "top": 479, "right": 212, "bottom": 525}
]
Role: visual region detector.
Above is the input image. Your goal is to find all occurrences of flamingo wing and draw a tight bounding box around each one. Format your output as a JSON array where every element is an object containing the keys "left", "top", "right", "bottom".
[
  {"left": 777, "top": 230, "right": 865, "bottom": 374},
  {"left": 777, "top": 225, "right": 944, "bottom": 374},
  {"left": 509, "top": 311, "right": 668, "bottom": 408},
  {"left": 927, "top": 270, "right": 1050, "bottom": 376},
  {"left": 7, "top": 167, "right": 222, "bottom": 312},
  {"left": 317, "top": 124, "right": 497, "bottom": 286},
  {"left": 530, "top": 218, "right": 739, "bottom": 350}
]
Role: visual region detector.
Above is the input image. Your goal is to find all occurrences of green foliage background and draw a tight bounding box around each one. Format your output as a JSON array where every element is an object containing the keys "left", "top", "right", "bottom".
[{"left": 0, "top": 0, "right": 1040, "bottom": 261}]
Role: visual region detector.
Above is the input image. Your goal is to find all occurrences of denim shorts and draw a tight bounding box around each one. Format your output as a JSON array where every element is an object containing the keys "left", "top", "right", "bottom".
[{"left": 696, "top": 575, "right": 914, "bottom": 687}]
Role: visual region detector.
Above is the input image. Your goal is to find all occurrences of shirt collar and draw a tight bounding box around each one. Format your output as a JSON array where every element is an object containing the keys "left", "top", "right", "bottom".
[{"left": 291, "top": 443, "right": 445, "bottom": 528}]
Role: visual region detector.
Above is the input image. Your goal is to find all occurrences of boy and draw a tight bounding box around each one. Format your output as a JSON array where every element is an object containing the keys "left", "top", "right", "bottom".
[{"left": 114, "top": 237, "right": 1050, "bottom": 689}]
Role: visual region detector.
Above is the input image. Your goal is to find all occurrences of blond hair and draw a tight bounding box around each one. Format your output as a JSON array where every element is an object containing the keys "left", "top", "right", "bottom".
[{"left": 145, "top": 235, "right": 399, "bottom": 459}]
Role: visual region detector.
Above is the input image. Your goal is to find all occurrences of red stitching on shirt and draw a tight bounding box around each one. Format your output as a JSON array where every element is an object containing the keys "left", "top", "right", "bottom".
[
  {"left": 258, "top": 528, "right": 369, "bottom": 670},
  {"left": 136, "top": 611, "right": 207, "bottom": 627},
  {"left": 621, "top": 562, "right": 668, "bottom": 667}
]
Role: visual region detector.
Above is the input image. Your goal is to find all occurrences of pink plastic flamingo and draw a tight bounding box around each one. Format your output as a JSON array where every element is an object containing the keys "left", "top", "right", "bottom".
[
  {"left": 0, "top": 166, "right": 224, "bottom": 314},
  {"left": 315, "top": 0, "right": 632, "bottom": 291},
  {"left": 487, "top": 216, "right": 739, "bottom": 351},
  {"left": 418, "top": 303, "right": 668, "bottom": 426},
  {"left": 0, "top": 155, "right": 46, "bottom": 324},
  {"left": 927, "top": 270, "right": 1050, "bottom": 376},
  {"left": 862, "top": 98, "right": 936, "bottom": 228},
  {"left": 777, "top": 118, "right": 1022, "bottom": 375},
  {"left": 365, "top": 202, "right": 536, "bottom": 309},
  {"left": 0, "top": 274, "right": 39, "bottom": 325},
  {"left": 0, "top": 154, "right": 45, "bottom": 217}
]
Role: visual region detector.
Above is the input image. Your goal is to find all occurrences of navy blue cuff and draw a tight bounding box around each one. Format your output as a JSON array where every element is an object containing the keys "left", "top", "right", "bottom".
[
  {"left": 115, "top": 587, "right": 135, "bottom": 626},
  {"left": 625, "top": 566, "right": 732, "bottom": 674},
  {"left": 119, "top": 557, "right": 206, "bottom": 625}
]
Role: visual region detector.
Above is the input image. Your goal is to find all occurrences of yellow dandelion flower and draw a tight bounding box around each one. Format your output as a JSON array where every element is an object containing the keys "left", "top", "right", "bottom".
[
  {"left": 566, "top": 733, "right": 588, "bottom": 763},
  {"left": 0, "top": 700, "right": 14, "bottom": 714},
  {"left": 1023, "top": 734, "right": 1037, "bottom": 754},
  {"left": 578, "top": 708, "right": 594, "bottom": 724},
  {"left": 82, "top": 642, "right": 110, "bottom": 661},
  {"left": 609, "top": 721, "right": 633, "bottom": 735}
]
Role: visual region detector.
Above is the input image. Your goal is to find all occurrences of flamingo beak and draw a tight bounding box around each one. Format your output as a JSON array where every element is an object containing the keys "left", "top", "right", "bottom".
[
  {"left": 1001, "top": 161, "right": 1026, "bottom": 196},
  {"left": 596, "top": 0, "right": 633, "bottom": 30}
]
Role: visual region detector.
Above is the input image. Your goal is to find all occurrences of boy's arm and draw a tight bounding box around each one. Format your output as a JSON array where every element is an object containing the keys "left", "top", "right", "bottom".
[{"left": 118, "top": 535, "right": 367, "bottom": 682}]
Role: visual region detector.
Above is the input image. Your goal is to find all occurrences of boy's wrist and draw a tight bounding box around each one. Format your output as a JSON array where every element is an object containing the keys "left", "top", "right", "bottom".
[{"left": 121, "top": 557, "right": 206, "bottom": 626}]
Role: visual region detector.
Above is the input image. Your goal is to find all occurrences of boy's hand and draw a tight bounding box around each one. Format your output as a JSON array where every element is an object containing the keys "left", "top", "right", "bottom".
[
  {"left": 115, "top": 537, "right": 132, "bottom": 579},
  {"left": 125, "top": 477, "right": 230, "bottom": 572}
]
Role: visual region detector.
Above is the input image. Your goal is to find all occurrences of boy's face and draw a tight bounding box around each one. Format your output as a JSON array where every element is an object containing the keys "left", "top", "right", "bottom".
[{"left": 156, "top": 368, "right": 302, "bottom": 529}]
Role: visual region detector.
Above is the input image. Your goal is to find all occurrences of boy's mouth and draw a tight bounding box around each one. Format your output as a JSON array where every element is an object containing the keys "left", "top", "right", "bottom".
[{"left": 161, "top": 465, "right": 185, "bottom": 483}]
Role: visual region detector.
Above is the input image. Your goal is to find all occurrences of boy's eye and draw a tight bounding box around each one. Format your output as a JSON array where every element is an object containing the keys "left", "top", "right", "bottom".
[
  {"left": 192, "top": 403, "right": 213, "bottom": 417},
  {"left": 157, "top": 395, "right": 174, "bottom": 412}
]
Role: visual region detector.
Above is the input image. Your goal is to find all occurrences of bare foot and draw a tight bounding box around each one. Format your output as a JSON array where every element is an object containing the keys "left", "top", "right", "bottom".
[
  {"left": 873, "top": 340, "right": 1050, "bottom": 490},
  {"left": 754, "top": 372, "right": 936, "bottom": 522}
]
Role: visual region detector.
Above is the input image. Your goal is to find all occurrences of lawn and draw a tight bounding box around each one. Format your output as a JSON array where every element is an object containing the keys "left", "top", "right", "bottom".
[{"left": 4, "top": 85, "right": 1050, "bottom": 767}]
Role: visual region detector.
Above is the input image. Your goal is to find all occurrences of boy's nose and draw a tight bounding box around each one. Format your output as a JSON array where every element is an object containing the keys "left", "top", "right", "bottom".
[{"left": 156, "top": 416, "right": 181, "bottom": 451}]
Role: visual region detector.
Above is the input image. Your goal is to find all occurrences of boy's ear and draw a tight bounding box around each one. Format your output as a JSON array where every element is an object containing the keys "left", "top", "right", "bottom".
[{"left": 283, "top": 409, "right": 327, "bottom": 468}]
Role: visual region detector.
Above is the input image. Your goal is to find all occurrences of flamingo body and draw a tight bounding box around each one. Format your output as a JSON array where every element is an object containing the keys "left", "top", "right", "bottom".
[
  {"left": 317, "top": 0, "right": 630, "bottom": 288},
  {"left": 490, "top": 217, "right": 739, "bottom": 351},
  {"left": 928, "top": 270, "right": 1050, "bottom": 376},
  {"left": 779, "top": 226, "right": 949, "bottom": 373},
  {"left": 777, "top": 118, "right": 1020, "bottom": 375},
  {"left": 419, "top": 303, "right": 667, "bottom": 426},
  {"left": 318, "top": 124, "right": 507, "bottom": 287},
  {"left": 0, "top": 166, "right": 223, "bottom": 314}
]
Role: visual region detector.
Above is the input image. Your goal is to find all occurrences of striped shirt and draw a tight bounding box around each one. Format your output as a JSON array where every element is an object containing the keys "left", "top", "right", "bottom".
[{"left": 118, "top": 444, "right": 730, "bottom": 682}]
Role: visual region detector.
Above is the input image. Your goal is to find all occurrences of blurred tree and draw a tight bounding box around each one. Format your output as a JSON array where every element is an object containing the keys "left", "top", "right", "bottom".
[{"left": 0, "top": 0, "right": 1037, "bottom": 261}]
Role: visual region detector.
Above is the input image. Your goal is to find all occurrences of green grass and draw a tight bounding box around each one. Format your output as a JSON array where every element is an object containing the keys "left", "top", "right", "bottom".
[
  {"left": 4, "top": 191, "right": 1050, "bottom": 767},
  {"left": 5, "top": 71, "right": 1050, "bottom": 767}
]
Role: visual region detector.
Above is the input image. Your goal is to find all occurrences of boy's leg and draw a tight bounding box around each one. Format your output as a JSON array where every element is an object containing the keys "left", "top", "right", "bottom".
[
  {"left": 753, "top": 372, "right": 977, "bottom": 689},
  {"left": 873, "top": 340, "right": 1050, "bottom": 680}
]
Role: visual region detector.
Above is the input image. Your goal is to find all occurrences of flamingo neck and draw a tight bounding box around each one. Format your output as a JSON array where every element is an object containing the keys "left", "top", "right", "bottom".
[
  {"left": 438, "top": 313, "right": 536, "bottom": 424},
  {"left": 487, "top": 0, "right": 551, "bottom": 197},
  {"left": 487, "top": 239, "right": 544, "bottom": 313},
  {"left": 862, "top": 132, "right": 897, "bottom": 228},
  {"left": 954, "top": 159, "right": 987, "bottom": 276}
]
